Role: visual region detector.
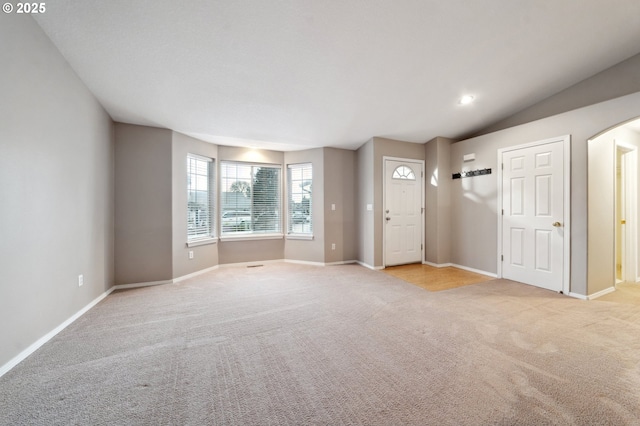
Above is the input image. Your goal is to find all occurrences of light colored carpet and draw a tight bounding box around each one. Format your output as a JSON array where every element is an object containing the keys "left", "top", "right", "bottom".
[
  {"left": 2, "top": 263, "right": 640, "bottom": 425},
  {"left": 598, "top": 282, "right": 640, "bottom": 305},
  {"left": 383, "top": 263, "right": 494, "bottom": 291}
]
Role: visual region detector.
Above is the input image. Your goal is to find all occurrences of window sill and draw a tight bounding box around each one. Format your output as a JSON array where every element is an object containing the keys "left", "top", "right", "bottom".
[
  {"left": 286, "top": 234, "right": 314, "bottom": 241},
  {"left": 220, "top": 233, "right": 284, "bottom": 242},
  {"left": 186, "top": 237, "right": 218, "bottom": 247}
]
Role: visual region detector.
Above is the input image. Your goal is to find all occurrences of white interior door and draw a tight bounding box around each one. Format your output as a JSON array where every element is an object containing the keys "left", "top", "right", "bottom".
[
  {"left": 501, "top": 141, "right": 564, "bottom": 291},
  {"left": 384, "top": 160, "right": 423, "bottom": 266}
]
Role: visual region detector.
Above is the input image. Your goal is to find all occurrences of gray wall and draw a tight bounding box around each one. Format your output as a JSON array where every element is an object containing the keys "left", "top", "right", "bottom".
[
  {"left": 217, "top": 146, "right": 285, "bottom": 264},
  {"left": 172, "top": 132, "right": 219, "bottom": 278},
  {"left": 425, "top": 137, "right": 453, "bottom": 265},
  {"left": 0, "top": 15, "right": 114, "bottom": 368},
  {"left": 450, "top": 91, "right": 640, "bottom": 296},
  {"left": 114, "top": 124, "right": 173, "bottom": 285},
  {"left": 324, "top": 148, "right": 358, "bottom": 263},
  {"left": 284, "top": 148, "right": 325, "bottom": 264},
  {"left": 356, "top": 140, "right": 375, "bottom": 267},
  {"left": 477, "top": 53, "right": 640, "bottom": 137}
]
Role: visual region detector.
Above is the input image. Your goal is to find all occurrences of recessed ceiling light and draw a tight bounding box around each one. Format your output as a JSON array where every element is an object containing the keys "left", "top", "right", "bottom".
[{"left": 459, "top": 95, "right": 475, "bottom": 105}]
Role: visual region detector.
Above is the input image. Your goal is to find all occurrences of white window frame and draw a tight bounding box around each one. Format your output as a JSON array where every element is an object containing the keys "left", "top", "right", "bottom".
[
  {"left": 287, "top": 163, "right": 313, "bottom": 240},
  {"left": 220, "top": 161, "right": 283, "bottom": 241},
  {"left": 186, "top": 154, "right": 216, "bottom": 247}
]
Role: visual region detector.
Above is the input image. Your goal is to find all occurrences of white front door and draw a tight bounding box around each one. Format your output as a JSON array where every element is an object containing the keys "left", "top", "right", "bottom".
[
  {"left": 384, "top": 159, "right": 423, "bottom": 266},
  {"left": 501, "top": 140, "right": 565, "bottom": 291}
]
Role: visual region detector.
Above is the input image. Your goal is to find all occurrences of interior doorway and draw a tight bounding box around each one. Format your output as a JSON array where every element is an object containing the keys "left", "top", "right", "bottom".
[{"left": 588, "top": 118, "right": 640, "bottom": 296}]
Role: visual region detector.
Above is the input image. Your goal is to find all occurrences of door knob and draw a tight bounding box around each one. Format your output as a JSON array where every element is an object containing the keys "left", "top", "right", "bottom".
[{"left": 552, "top": 222, "right": 562, "bottom": 227}]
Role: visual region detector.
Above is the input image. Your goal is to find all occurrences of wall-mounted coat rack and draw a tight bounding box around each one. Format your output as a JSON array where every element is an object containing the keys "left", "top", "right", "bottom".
[{"left": 452, "top": 168, "right": 492, "bottom": 179}]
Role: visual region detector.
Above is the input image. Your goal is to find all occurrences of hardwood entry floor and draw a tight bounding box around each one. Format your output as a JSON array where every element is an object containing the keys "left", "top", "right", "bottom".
[{"left": 383, "top": 263, "right": 495, "bottom": 292}]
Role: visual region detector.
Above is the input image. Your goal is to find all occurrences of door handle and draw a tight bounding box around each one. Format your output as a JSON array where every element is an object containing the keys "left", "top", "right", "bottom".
[
  {"left": 386, "top": 217, "right": 391, "bottom": 221},
  {"left": 552, "top": 222, "right": 562, "bottom": 227}
]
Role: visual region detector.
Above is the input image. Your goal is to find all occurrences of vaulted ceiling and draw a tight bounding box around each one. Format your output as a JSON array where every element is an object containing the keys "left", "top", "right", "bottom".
[{"left": 34, "top": 1, "right": 640, "bottom": 151}]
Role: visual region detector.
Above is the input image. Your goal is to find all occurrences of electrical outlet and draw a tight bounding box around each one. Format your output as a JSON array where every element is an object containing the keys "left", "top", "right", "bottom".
[
  {"left": 331, "top": 204, "right": 336, "bottom": 211},
  {"left": 331, "top": 243, "right": 336, "bottom": 250},
  {"left": 78, "top": 274, "right": 84, "bottom": 287},
  {"left": 189, "top": 250, "right": 194, "bottom": 260}
]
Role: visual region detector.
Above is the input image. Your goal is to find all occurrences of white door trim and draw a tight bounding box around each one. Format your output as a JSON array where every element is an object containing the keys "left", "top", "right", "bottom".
[
  {"left": 497, "top": 135, "right": 571, "bottom": 294},
  {"left": 615, "top": 140, "right": 638, "bottom": 282},
  {"left": 382, "top": 156, "right": 425, "bottom": 267}
]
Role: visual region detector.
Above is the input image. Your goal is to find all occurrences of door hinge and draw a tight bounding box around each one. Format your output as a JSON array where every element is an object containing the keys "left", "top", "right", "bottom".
[
  {"left": 421, "top": 244, "right": 423, "bottom": 250},
  {"left": 501, "top": 163, "right": 504, "bottom": 170},
  {"left": 502, "top": 209, "right": 504, "bottom": 215},
  {"left": 501, "top": 255, "right": 504, "bottom": 261}
]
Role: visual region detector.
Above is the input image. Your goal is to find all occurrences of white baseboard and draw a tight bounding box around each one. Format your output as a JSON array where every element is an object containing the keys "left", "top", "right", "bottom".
[
  {"left": 421, "top": 261, "right": 497, "bottom": 278},
  {"left": 114, "top": 265, "right": 222, "bottom": 290},
  {"left": 285, "top": 259, "right": 326, "bottom": 267},
  {"left": 113, "top": 279, "right": 172, "bottom": 291},
  {"left": 356, "top": 261, "right": 384, "bottom": 270},
  {"left": 223, "top": 259, "right": 359, "bottom": 268},
  {"left": 0, "top": 287, "right": 115, "bottom": 379},
  {"left": 423, "top": 261, "right": 453, "bottom": 268},
  {"left": 451, "top": 263, "right": 497, "bottom": 278},
  {"left": 586, "top": 286, "right": 616, "bottom": 300},
  {"left": 568, "top": 292, "right": 589, "bottom": 300},
  {"left": 324, "top": 260, "right": 358, "bottom": 266},
  {"left": 219, "top": 259, "right": 284, "bottom": 268},
  {"left": 173, "top": 265, "right": 219, "bottom": 283}
]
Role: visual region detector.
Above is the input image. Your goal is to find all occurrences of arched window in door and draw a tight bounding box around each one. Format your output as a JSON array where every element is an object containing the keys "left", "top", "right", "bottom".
[{"left": 392, "top": 165, "right": 416, "bottom": 180}]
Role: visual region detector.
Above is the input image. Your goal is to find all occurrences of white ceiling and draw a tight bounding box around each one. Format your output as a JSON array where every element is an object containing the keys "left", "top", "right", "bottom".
[{"left": 34, "top": 1, "right": 640, "bottom": 151}]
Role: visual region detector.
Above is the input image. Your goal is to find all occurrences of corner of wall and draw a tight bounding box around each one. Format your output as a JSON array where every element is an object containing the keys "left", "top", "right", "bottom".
[
  {"left": 424, "top": 137, "right": 453, "bottom": 265},
  {"left": 114, "top": 124, "right": 173, "bottom": 285},
  {"left": 356, "top": 140, "right": 375, "bottom": 266},
  {"left": 323, "top": 147, "right": 357, "bottom": 263}
]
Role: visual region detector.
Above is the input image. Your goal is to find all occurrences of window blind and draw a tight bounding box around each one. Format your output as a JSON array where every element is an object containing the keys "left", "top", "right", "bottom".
[
  {"left": 187, "top": 155, "right": 214, "bottom": 240},
  {"left": 288, "top": 163, "right": 312, "bottom": 234},
  {"left": 221, "top": 161, "right": 281, "bottom": 234}
]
